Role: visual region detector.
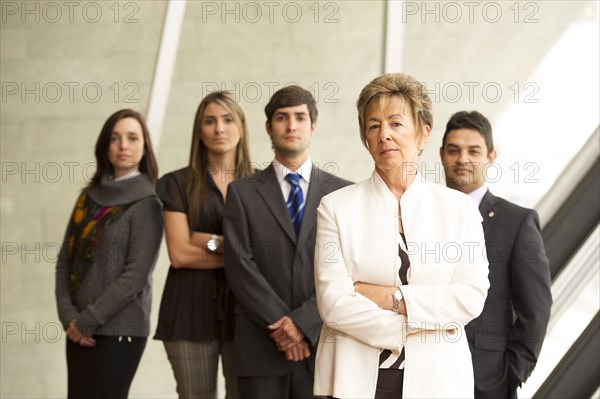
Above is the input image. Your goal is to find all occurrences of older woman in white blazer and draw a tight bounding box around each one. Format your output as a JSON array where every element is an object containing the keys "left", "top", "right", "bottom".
[{"left": 314, "top": 73, "right": 489, "bottom": 399}]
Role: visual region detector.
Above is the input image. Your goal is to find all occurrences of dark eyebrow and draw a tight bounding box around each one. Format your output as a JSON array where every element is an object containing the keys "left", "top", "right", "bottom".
[
  {"left": 111, "top": 131, "right": 139, "bottom": 136},
  {"left": 446, "top": 143, "right": 483, "bottom": 150},
  {"left": 204, "top": 113, "right": 232, "bottom": 119}
]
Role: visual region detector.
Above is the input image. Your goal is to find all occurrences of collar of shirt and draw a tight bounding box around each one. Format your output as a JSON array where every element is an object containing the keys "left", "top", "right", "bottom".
[
  {"left": 468, "top": 184, "right": 488, "bottom": 206},
  {"left": 272, "top": 158, "right": 312, "bottom": 201},
  {"left": 112, "top": 170, "right": 141, "bottom": 182}
]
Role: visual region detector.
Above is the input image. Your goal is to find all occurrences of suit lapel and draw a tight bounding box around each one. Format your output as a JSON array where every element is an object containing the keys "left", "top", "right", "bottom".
[
  {"left": 479, "top": 189, "right": 499, "bottom": 233},
  {"left": 257, "top": 165, "right": 296, "bottom": 242},
  {"left": 296, "top": 167, "right": 325, "bottom": 243}
]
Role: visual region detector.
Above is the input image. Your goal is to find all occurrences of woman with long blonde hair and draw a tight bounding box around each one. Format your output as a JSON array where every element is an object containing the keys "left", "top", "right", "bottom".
[{"left": 154, "top": 91, "right": 253, "bottom": 398}]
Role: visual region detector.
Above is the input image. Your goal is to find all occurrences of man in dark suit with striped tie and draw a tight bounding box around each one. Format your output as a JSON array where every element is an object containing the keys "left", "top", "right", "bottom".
[
  {"left": 224, "top": 85, "right": 352, "bottom": 399},
  {"left": 440, "top": 110, "right": 552, "bottom": 399}
]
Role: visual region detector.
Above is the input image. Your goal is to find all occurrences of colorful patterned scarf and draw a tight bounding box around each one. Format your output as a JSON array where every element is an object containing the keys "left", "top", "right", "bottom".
[{"left": 67, "top": 192, "right": 131, "bottom": 301}]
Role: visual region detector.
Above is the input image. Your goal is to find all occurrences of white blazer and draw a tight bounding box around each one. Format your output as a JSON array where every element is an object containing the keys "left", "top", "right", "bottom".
[{"left": 314, "top": 171, "right": 489, "bottom": 399}]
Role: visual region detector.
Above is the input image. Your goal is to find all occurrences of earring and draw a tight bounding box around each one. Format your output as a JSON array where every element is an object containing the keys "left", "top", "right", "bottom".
[{"left": 418, "top": 147, "right": 423, "bottom": 156}]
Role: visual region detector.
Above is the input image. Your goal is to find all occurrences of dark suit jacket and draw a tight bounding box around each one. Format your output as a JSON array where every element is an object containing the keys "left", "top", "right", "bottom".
[
  {"left": 466, "top": 190, "right": 552, "bottom": 398},
  {"left": 223, "top": 164, "right": 351, "bottom": 377}
]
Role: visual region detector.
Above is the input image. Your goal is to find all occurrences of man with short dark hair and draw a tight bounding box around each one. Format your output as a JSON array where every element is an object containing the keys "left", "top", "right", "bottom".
[
  {"left": 224, "top": 85, "right": 351, "bottom": 398},
  {"left": 440, "top": 110, "right": 552, "bottom": 399}
]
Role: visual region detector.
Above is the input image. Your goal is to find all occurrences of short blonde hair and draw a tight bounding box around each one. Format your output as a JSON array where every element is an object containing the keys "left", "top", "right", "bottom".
[{"left": 356, "top": 73, "right": 433, "bottom": 148}]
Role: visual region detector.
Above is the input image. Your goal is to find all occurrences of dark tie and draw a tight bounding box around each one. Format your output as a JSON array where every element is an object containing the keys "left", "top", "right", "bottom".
[{"left": 285, "top": 173, "right": 305, "bottom": 236}]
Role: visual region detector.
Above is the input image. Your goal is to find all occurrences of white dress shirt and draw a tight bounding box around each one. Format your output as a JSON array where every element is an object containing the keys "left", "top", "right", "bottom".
[
  {"left": 468, "top": 184, "right": 488, "bottom": 206},
  {"left": 272, "top": 158, "right": 312, "bottom": 201}
]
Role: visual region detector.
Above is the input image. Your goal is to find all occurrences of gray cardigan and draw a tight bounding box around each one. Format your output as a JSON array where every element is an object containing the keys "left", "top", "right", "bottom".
[{"left": 55, "top": 174, "right": 163, "bottom": 337}]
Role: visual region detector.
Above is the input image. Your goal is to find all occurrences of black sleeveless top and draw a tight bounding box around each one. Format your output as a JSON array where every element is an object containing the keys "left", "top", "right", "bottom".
[{"left": 154, "top": 167, "right": 234, "bottom": 341}]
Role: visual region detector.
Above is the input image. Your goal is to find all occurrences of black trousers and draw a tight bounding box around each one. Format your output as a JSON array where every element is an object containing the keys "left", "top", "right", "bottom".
[
  {"left": 66, "top": 335, "right": 147, "bottom": 399},
  {"left": 328, "top": 369, "right": 404, "bottom": 399},
  {"left": 238, "top": 360, "right": 316, "bottom": 399},
  {"left": 375, "top": 369, "right": 404, "bottom": 399}
]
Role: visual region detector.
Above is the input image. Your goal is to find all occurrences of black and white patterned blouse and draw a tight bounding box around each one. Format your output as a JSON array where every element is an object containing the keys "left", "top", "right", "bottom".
[{"left": 379, "top": 233, "right": 410, "bottom": 369}]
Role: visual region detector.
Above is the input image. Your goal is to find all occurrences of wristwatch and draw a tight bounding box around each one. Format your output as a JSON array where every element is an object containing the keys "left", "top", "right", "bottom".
[
  {"left": 391, "top": 287, "right": 403, "bottom": 313},
  {"left": 205, "top": 234, "right": 220, "bottom": 253}
]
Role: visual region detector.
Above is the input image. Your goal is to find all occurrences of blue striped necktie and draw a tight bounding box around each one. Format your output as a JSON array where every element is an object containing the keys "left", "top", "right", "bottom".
[{"left": 285, "top": 173, "right": 305, "bottom": 236}]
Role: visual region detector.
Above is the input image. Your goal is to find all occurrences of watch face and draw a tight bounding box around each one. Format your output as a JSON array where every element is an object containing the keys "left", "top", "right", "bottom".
[
  {"left": 393, "top": 289, "right": 402, "bottom": 301},
  {"left": 207, "top": 239, "right": 218, "bottom": 252}
]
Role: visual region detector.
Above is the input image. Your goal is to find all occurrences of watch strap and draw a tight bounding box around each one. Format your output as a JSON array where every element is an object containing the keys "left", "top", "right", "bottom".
[{"left": 391, "top": 287, "right": 403, "bottom": 313}]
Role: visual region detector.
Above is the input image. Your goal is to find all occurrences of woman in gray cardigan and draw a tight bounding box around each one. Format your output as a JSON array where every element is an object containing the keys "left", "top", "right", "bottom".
[{"left": 55, "top": 109, "right": 163, "bottom": 399}]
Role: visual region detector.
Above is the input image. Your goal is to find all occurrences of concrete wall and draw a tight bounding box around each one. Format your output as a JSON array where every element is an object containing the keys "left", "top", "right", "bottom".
[
  {"left": 0, "top": 1, "right": 383, "bottom": 397},
  {"left": 0, "top": 0, "right": 593, "bottom": 397}
]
